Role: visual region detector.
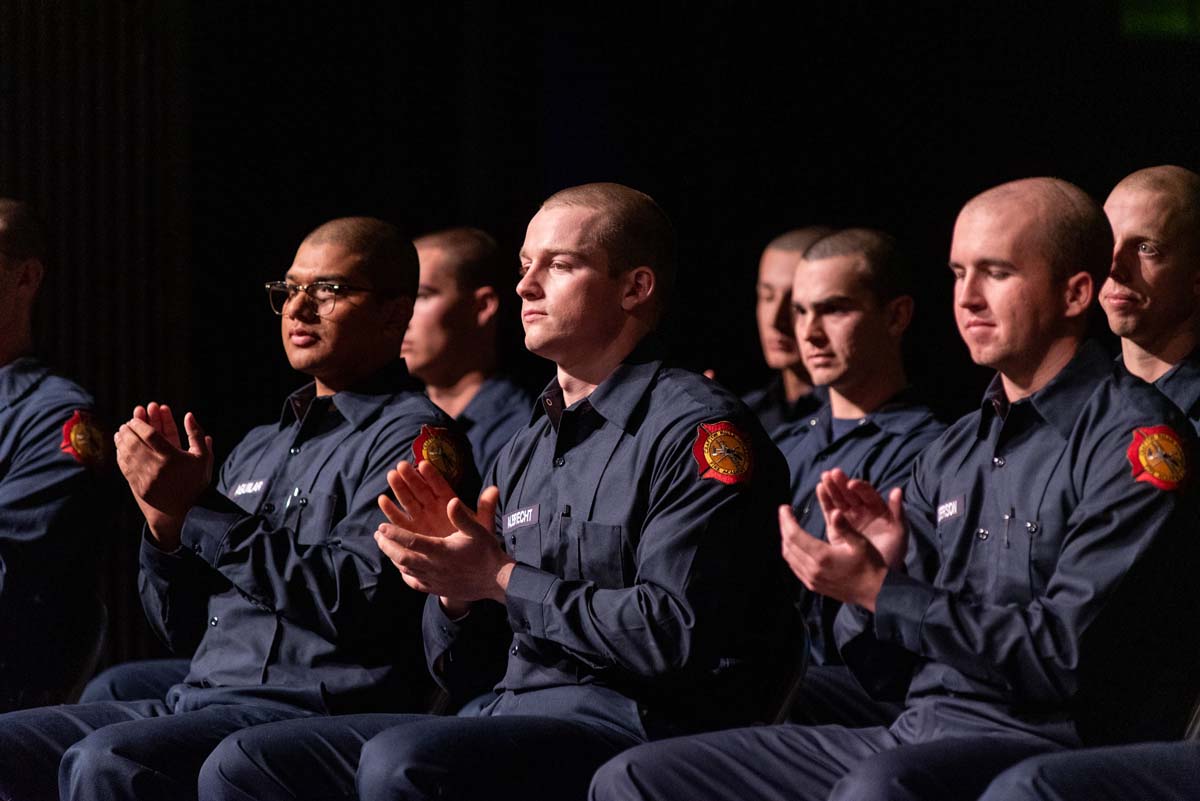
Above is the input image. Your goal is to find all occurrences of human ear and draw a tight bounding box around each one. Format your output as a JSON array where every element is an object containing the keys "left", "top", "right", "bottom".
[
  {"left": 886, "top": 295, "right": 914, "bottom": 337},
  {"left": 473, "top": 286, "right": 500, "bottom": 328},
  {"left": 621, "top": 266, "right": 656, "bottom": 312},
  {"left": 1062, "top": 271, "right": 1093, "bottom": 319}
]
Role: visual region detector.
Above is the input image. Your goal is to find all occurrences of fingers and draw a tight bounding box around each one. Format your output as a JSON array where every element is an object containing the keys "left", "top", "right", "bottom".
[
  {"left": 416, "top": 459, "right": 455, "bottom": 501},
  {"left": 183, "top": 412, "right": 210, "bottom": 458},
  {"left": 887, "top": 486, "right": 905, "bottom": 521},
  {"left": 160, "top": 404, "right": 183, "bottom": 448},
  {"left": 377, "top": 493, "right": 415, "bottom": 528},
  {"left": 827, "top": 508, "right": 867, "bottom": 547},
  {"left": 447, "top": 497, "right": 490, "bottom": 539},
  {"left": 133, "top": 405, "right": 149, "bottom": 422},
  {"left": 389, "top": 461, "right": 440, "bottom": 517},
  {"left": 475, "top": 486, "right": 500, "bottom": 532},
  {"left": 374, "top": 530, "right": 435, "bottom": 573},
  {"left": 819, "top": 469, "right": 856, "bottom": 512}
]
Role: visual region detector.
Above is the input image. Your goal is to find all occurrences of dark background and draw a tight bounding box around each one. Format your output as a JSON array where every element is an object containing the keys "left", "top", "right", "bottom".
[{"left": 1, "top": 1, "right": 1197, "bottom": 665}]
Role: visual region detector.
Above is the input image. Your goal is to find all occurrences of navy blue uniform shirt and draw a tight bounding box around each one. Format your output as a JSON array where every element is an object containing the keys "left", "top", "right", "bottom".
[
  {"left": 777, "top": 391, "right": 944, "bottom": 665},
  {"left": 138, "top": 361, "right": 480, "bottom": 715},
  {"left": 424, "top": 339, "right": 794, "bottom": 736},
  {"left": 742, "top": 376, "right": 825, "bottom": 437},
  {"left": 835, "top": 342, "right": 1200, "bottom": 745},
  {"left": 1150, "top": 348, "right": 1200, "bottom": 434},
  {"left": 457, "top": 374, "right": 532, "bottom": 475},
  {"left": 0, "top": 358, "right": 101, "bottom": 707}
]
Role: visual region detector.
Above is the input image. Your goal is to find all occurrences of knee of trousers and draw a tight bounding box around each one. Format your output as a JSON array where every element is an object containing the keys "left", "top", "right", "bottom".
[
  {"left": 976, "top": 760, "right": 1045, "bottom": 801},
  {"left": 356, "top": 727, "right": 464, "bottom": 801},
  {"left": 59, "top": 728, "right": 137, "bottom": 791},
  {"left": 828, "top": 753, "right": 927, "bottom": 801},
  {"left": 196, "top": 731, "right": 269, "bottom": 801},
  {"left": 588, "top": 748, "right": 659, "bottom": 801}
]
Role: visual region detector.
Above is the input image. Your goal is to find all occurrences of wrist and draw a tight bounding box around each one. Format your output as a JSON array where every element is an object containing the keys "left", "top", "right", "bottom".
[
  {"left": 490, "top": 559, "right": 515, "bottom": 603},
  {"left": 857, "top": 564, "right": 888, "bottom": 613}
]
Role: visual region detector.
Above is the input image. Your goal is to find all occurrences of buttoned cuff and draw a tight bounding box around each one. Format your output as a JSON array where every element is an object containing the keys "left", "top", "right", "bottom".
[
  {"left": 423, "top": 593, "right": 464, "bottom": 651},
  {"left": 504, "top": 563, "right": 558, "bottom": 638},
  {"left": 873, "top": 571, "right": 938, "bottom": 653},
  {"left": 138, "top": 527, "right": 189, "bottom": 576},
  {"left": 178, "top": 488, "right": 246, "bottom": 565}
]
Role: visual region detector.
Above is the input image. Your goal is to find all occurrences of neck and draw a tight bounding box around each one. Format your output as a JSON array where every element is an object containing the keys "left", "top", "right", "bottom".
[
  {"left": 1121, "top": 326, "right": 1199, "bottom": 384},
  {"left": 555, "top": 332, "right": 644, "bottom": 407},
  {"left": 780, "top": 365, "right": 814, "bottom": 404},
  {"left": 427, "top": 369, "right": 489, "bottom": 418},
  {"left": 999, "top": 334, "right": 1080, "bottom": 402},
  {"left": 829, "top": 360, "right": 907, "bottom": 419}
]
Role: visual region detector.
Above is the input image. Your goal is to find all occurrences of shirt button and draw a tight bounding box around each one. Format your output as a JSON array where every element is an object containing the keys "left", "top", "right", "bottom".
[
  {"left": 509, "top": 535, "right": 516, "bottom": 546},
  {"left": 553, "top": 456, "right": 565, "bottom": 467},
  {"left": 262, "top": 503, "right": 275, "bottom": 513},
  {"left": 209, "top": 616, "right": 219, "bottom": 627},
  {"left": 809, "top": 419, "right": 818, "bottom": 427},
  {"left": 1026, "top": 521, "right": 1039, "bottom": 534},
  {"left": 976, "top": 528, "right": 990, "bottom": 540},
  {"left": 298, "top": 497, "right": 308, "bottom": 507},
  {"left": 289, "top": 447, "right": 301, "bottom": 455},
  {"left": 510, "top": 645, "right": 519, "bottom": 655},
  {"left": 992, "top": 456, "right": 1006, "bottom": 468}
]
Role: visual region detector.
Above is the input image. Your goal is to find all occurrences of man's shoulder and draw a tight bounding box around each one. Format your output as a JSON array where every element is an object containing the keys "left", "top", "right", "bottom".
[
  {"left": 4, "top": 359, "right": 94, "bottom": 414},
  {"left": 647, "top": 366, "right": 757, "bottom": 427},
  {"left": 1076, "top": 364, "right": 1194, "bottom": 446}
]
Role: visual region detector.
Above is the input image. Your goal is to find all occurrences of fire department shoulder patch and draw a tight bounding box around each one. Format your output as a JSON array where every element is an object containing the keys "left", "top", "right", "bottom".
[
  {"left": 692, "top": 420, "right": 753, "bottom": 485},
  {"left": 1127, "top": 425, "right": 1187, "bottom": 491},
  {"left": 60, "top": 410, "right": 106, "bottom": 467},
  {"left": 412, "top": 425, "right": 464, "bottom": 485}
]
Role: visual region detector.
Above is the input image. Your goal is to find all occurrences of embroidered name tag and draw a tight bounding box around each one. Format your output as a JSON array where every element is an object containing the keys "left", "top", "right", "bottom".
[
  {"left": 937, "top": 495, "right": 964, "bottom": 524},
  {"left": 233, "top": 480, "right": 265, "bottom": 497},
  {"left": 504, "top": 504, "right": 540, "bottom": 532}
]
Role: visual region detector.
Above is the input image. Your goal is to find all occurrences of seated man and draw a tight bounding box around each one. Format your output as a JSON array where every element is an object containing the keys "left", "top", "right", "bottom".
[
  {"left": 975, "top": 165, "right": 1200, "bottom": 801},
  {"left": 197, "top": 182, "right": 794, "bottom": 801},
  {"left": 776, "top": 228, "right": 944, "bottom": 725},
  {"left": 0, "top": 217, "right": 478, "bottom": 801},
  {"left": 0, "top": 198, "right": 105, "bottom": 711},
  {"left": 82, "top": 226, "right": 531, "bottom": 705},
  {"left": 404, "top": 227, "right": 532, "bottom": 474},
  {"left": 591, "top": 178, "right": 1200, "bottom": 801},
  {"left": 743, "top": 227, "right": 832, "bottom": 434}
]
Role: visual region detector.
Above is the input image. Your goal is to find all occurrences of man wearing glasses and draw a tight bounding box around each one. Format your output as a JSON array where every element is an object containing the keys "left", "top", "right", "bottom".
[{"left": 0, "top": 216, "right": 478, "bottom": 801}]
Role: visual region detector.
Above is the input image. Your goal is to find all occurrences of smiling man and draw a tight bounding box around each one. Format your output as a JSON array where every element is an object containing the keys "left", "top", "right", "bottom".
[
  {"left": 0, "top": 217, "right": 478, "bottom": 801},
  {"left": 590, "top": 178, "right": 1200, "bottom": 801},
  {"left": 972, "top": 165, "right": 1200, "bottom": 801},
  {"left": 196, "top": 183, "right": 794, "bottom": 801}
]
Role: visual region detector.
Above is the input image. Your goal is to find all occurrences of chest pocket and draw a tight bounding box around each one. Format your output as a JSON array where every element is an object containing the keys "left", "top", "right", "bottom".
[
  {"left": 932, "top": 489, "right": 972, "bottom": 594},
  {"left": 561, "top": 518, "right": 628, "bottom": 589},
  {"left": 289, "top": 488, "right": 342, "bottom": 545}
]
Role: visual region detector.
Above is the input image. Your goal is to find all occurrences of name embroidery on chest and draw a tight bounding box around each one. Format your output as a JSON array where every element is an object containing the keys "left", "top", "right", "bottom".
[
  {"left": 233, "top": 480, "right": 265, "bottom": 496},
  {"left": 504, "top": 504, "right": 540, "bottom": 532},
  {"left": 937, "top": 495, "right": 964, "bottom": 524}
]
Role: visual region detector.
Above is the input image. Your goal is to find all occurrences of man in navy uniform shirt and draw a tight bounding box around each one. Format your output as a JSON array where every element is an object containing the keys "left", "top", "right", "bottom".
[
  {"left": 975, "top": 166, "right": 1200, "bottom": 801},
  {"left": 743, "top": 226, "right": 832, "bottom": 435},
  {"left": 197, "top": 182, "right": 793, "bottom": 801},
  {"left": 0, "top": 198, "right": 105, "bottom": 712},
  {"left": 404, "top": 227, "right": 532, "bottom": 474},
  {"left": 0, "top": 217, "right": 477, "bottom": 801},
  {"left": 591, "top": 177, "right": 1200, "bottom": 801},
  {"left": 82, "top": 227, "right": 532, "bottom": 705},
  {"left": 776, "top": 228, "right": 944, "bottom": 724}
]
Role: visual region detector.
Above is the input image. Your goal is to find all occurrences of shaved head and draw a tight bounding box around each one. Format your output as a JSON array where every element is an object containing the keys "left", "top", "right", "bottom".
[
  {"left": 767, "top": 226, "right": 834, "bottom": 254},
  {"left": 302, "top": 216, "right": 418, "bottom": 298},
  {"left": 962, "top": 177, "right": 1112, "bottom": 289},
  {"left": 414, "top": 227, "right": 504, "bottom": 291},
  {"left": 803, "top": 228, "right": 912, "bottom": 303}
]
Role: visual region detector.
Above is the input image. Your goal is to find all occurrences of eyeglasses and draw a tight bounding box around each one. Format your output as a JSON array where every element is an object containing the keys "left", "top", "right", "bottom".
[{"left": 263, "top": 280, "right": 373, "bottom": 317}]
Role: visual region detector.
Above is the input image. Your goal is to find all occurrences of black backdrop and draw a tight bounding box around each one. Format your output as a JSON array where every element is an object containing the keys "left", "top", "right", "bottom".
[{"left": 1, "top": 1, "right": 1197, "bottom": 666}]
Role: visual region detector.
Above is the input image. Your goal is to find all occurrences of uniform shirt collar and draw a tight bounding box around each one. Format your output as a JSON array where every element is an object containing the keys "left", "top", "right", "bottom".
[
  {"left": 532, "top": 336, "right": 665, "bottom": 432},
  {"left": 0, "top": 356, "right": 49, "bottom": 410},
  {"left": 1153, "top": 347, "right": 1200, "bottom": 422},
  {"left": 977, "top": 340, "right": 1111, "bottom": 439},
  {"left": 798, "top": 387, "right": 932, "bottom": 444},
  {"left": 280, "top": 360, "right": 420, "bottom": 427}
]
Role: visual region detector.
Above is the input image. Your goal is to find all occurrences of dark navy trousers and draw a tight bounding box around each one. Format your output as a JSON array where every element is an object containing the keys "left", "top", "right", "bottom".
[
  {"left": 79, "top": 658, "right": 192, "bottom": 703},
  {"left": 200, "top": 711, "right": 641, "bottom": 801},
  {"left": 0, "top": 699, "right": 308, "bottom": 801},
  {"left": 978, "top": 740, "right": 1200, "bottom": 801},
  {"left": 590, "top": 703, "right": 1067, "bottom": 801}
]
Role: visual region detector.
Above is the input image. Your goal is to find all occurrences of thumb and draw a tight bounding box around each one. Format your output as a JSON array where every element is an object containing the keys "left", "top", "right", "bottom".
[
  {"left": 827, "top": 508, "right": 868, "bottom": 548},
  {"left": 184, "top": 413, "right": 211, "bottom": 458},
  {"left": 887, "top": 486, "right": 905, "bottom": 523},
  {"left": 447, "top": 496, "right": 486, "bottom": 538},
  {"left": 475, "top": 486, "right": 500, "bottom": 533}
]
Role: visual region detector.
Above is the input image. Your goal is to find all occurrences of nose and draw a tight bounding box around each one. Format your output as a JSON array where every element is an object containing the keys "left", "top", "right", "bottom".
[
  {"left": 1108, "top": 245, "right": 1133, "bottom": 284},
  {"left": 956, "top": 271, "right": 985, "bottom": 312},
  {"left": 284, "top": 288, "right": 319, "bottom": 321},
  {"left": 797, "top": 312, "right": 824, "bottom": 344},
  {"left": 516, "top": 265, "right": 542, "bottom": 300},
  {"left": 771, "top": 292, "right": 793, "bottom": 334}
]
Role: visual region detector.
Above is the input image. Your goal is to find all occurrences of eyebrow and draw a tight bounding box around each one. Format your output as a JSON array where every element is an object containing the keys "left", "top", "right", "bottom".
[
  {"left": 518, "top": 248, "right": 593, "bottom": 262},
  {"left": 947, "top": 258, "right": 1018, "bottom": 270},
  {"left": 284, "top": 273, "right": 354, "bottom": 283},
  {"left": 794, "top": 294, "right": 857, "bottom": 309}
]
